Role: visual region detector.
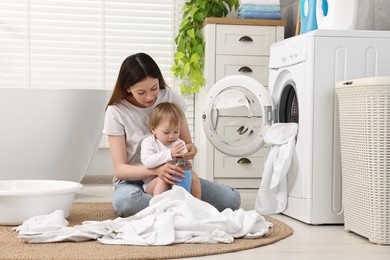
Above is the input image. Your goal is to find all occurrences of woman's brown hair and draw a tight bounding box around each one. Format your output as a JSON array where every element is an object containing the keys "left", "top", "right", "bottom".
[{"left": 107, "top": 53, "right": 167, "bottom": 107}]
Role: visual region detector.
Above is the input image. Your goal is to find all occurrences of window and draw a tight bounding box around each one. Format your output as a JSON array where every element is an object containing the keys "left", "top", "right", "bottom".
[
  {"left": 0, "top": 0, "right": 193, "bottom": 145},
  {"left": 0, "top": 0, "right": 184, "bottom": 90}
]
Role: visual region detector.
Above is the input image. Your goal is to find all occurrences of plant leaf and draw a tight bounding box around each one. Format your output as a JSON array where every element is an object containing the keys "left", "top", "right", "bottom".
[
  {"left": 187, "top": 28, "right": 195, "bottom": 39},
  {"left": 172, "top": 0, "right": 239, "bottom": 93}
]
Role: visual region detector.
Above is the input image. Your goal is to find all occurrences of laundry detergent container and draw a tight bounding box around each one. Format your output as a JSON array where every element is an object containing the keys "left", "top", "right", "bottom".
[
  {"left": 336, "top": 77, "right": 390, "bottom": 245},
  {"left": 316, "top": 0, "right": 358, "bottom": 30},
  {"left": 300, "top": 0, "right": 318, "bottom": 34}
]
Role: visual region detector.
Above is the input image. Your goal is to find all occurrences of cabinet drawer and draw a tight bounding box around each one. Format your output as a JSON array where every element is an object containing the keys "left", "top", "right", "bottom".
[
  {"left": 216, "top": 25, "right": 276, "bottom": 56},
  {"left": 215, "top": 55, "right": 269, "bottom": 86},
  {"left": 214, "top": 147, "right": 269, "bottom": 178}
]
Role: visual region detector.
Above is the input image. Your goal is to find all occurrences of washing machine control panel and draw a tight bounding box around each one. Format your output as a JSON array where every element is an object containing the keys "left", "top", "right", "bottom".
[{"left": 270, "top": 39, "right": 308, "bottom": 68}]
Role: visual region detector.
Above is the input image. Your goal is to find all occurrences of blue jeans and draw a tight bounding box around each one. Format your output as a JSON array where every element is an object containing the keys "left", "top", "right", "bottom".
[{"left": 112, "top": 178, "right": 241, "bottom": 217}]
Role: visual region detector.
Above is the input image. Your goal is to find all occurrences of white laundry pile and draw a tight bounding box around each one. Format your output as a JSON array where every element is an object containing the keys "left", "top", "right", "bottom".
[
  {"left": 255, "top": 123, "right": 298, "bottom": 215},
  {"left": 15, "top": 186, "right": 272, "bottom": 245}
]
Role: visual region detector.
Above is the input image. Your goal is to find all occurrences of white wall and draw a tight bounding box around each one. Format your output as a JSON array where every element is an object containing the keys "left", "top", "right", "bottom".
[{"left": 86, "top": 148, "right": 114, "bottom": 176}]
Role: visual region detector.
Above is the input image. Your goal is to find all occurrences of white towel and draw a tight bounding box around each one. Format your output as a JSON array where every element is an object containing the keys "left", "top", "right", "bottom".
[
  {"left": 13, "top": 210, "right": 68, "bottom": 235},
  {"left": 255, "top": 123, "right": 298, "bottom": 215},
  {"left": 15, "top": 186, "right": 272, "bottom": 245},
  {"left": 240, "top": 0, "right": 280, "bottom": 6}
]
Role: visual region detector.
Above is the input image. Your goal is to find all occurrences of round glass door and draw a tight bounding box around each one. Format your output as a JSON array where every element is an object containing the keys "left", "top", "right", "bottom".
[{"left": 202, "top": 75, "right": 274, "bottom": 157}]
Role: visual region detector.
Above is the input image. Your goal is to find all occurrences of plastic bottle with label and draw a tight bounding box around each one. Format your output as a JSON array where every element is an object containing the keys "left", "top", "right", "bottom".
[{"left": 175, "top": 158, "right": 192, "bottom": 192}]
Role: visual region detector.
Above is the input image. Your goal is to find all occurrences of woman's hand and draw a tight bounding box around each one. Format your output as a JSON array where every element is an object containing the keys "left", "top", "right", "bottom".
[
  {"left": 154, "top": 163, "right": 185, "bottom": 185},
  {"left": 183, "top": 143, "right": 197, "bottom": 159},
  {"left": 186, "top": 160, "right": 193, "bottom": 170}
]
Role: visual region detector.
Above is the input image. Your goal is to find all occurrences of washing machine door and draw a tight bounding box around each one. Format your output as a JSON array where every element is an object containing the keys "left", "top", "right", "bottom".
[{"left": 202, "top": 75, "right": 274, "bottom": 157}]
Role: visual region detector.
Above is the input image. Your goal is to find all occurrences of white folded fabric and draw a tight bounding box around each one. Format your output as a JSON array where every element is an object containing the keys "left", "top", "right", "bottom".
[
  {"left": 15, "top": 186, "right": 272, "bottom": 245},
  {"left": 13, "top": 210, "right": 69, "bottom": 235},
  {"left": 255, "top": 123, "right": 298, "bottom": 214},
  {"left": 240, "top": 0, "right": 280, "bottom": 6}
]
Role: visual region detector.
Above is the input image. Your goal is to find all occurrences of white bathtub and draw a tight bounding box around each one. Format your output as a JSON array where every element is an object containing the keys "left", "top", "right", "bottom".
[{"left": 0, "top": 88, "right": 111, "bottom": 182}]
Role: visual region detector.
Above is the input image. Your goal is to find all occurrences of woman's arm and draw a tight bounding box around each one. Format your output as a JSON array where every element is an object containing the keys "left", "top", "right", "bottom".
[
  {"left": 108, "top": 135, "right": 156, "bottom": 181},
  {"left": 179, "top": 117, "right": 197, "bottom": 159},
  {"left": 108, "top": 135, "right": 184, "bottom": 184}
]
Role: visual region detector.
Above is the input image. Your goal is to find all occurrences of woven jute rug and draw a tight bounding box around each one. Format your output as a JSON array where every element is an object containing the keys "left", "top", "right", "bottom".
[{"left": 0, "top": 202, "right": 293, "bottom": 260}]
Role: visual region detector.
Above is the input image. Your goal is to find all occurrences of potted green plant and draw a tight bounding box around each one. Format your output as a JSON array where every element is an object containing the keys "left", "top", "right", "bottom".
[{"left": 171, "top": 0, "right": 239, "bottom": 94}]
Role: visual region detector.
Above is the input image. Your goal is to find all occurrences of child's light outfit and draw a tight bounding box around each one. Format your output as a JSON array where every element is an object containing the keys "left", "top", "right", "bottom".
[{"left": 141, "top": 135, "right": 187, "bottom": 190}]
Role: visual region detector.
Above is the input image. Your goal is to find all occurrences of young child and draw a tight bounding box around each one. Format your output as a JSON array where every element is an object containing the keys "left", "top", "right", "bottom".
[{"left": 140, "top": 102, "right": 201, "bottom": 198}]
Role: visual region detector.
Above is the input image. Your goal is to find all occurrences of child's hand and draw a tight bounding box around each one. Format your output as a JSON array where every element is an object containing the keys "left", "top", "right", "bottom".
[{"left": 171, "top": 142, "right": 187, "bottom": 158}]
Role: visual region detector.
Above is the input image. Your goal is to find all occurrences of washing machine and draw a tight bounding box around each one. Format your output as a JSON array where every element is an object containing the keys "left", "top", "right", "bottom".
[{"left": 201, "top": 29, "right": 390, "bottom": 224}]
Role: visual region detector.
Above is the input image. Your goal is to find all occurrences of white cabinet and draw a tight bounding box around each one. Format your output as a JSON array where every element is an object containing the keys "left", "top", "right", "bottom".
[{"left": 194, "top": 18, "right": 285, "bottom": 189}]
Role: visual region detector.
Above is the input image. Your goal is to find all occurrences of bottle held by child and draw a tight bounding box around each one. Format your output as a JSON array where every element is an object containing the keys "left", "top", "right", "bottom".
[{"left": 175, "top": 157, "right": 192, "bottom": 192}]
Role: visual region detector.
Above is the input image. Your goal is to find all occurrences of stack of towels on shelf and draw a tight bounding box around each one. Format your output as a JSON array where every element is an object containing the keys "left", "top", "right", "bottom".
[{"left": 238, "top": 0, "right": 281, "bottom": 20}]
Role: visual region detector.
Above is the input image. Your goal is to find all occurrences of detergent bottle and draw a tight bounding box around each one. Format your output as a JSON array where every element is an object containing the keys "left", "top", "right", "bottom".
[{"left": 300, "top": 0, "right": 318, "bottom": 34}]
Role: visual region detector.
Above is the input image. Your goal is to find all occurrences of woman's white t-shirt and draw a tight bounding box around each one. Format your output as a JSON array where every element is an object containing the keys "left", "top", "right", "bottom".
[{"left": 103, "top": 88, "right": 187, "bottom": 185}]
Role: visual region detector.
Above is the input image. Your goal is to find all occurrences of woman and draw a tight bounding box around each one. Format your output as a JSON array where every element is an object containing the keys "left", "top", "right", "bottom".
[{"left": 103, "top": 52, "right": 241, "bottom": 217}]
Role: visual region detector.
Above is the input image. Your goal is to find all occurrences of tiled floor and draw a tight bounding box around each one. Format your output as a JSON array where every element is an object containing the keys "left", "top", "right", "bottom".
[{"left": 75, "top": 183, "right": 390, "bottom": 260}]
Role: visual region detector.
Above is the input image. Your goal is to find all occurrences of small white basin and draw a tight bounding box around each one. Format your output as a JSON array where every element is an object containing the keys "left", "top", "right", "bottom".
[{"left": 0, "top": 180, "right": 83, "bottom": 225}]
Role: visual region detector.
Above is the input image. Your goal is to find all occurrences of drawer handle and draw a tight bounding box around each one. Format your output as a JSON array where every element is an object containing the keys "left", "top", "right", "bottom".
[
  {"left": 238, "top": 66, "right": 253, "bottom": 73},
  {"left": 237, "top": 158, "right": 252, "bottom": 164},
  {"left": 239, "top": 36, "right": 253, "bottom": 42}
]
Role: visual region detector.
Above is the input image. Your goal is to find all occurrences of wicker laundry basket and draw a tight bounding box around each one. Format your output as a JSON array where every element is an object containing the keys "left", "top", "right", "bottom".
[{"left": 336, "top": 77, "right": 390, "bottom": 245}]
